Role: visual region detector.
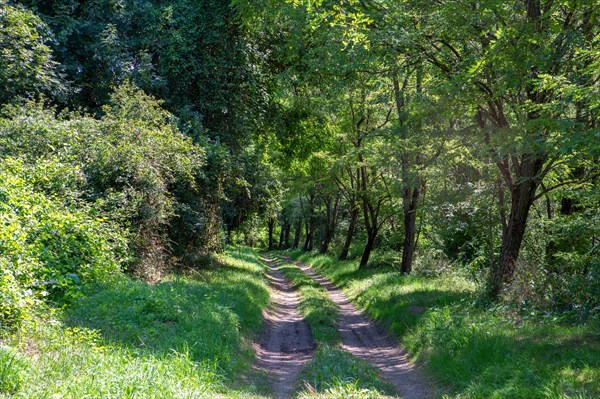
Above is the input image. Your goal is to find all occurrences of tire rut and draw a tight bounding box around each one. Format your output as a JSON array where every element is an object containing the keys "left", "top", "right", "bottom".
[
  {"left": 285, "top": 257, "right": 436, "bottom": 399},
  {"left": 253, "top": 257, "right": 316, "bottom": 399}
]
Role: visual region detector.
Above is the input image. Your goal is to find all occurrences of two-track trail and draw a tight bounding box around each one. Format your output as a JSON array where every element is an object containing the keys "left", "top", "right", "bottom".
[
  {"left": 253, "top": 257, "right": 316, "bottom": 399},
  {"left": 283, "top": 256, "right": 436, "bottom": 399}
]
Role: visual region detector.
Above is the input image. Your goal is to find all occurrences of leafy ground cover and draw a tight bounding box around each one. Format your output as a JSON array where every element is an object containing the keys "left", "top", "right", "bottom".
[
  {"left": 0, "top": 247, "right": 270, "bottom": 399},
  {"left": 274, "top": 257, "right": 398, "bottom": 398},
  {"left": 289, "top": 250, "right": 600, "bottom": 399}
]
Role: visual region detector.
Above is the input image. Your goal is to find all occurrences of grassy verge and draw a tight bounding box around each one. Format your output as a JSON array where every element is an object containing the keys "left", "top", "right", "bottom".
[
  {"left": 273, "top": 256, "right": 398, "bottom": 398},
  {"left": 289, "top": 250, "right": 600, "bottom": 399},
  {"left": 0, "top": 247, "right": 270, "bottom": 399}
]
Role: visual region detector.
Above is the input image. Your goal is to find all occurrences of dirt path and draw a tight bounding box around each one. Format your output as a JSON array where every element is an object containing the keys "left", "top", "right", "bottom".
[
  {"left": 285, "top": 257, "right": 436, "bottom": 399},
  {"left": 253, "top": 257, "right": 316, "bottom": 399}
]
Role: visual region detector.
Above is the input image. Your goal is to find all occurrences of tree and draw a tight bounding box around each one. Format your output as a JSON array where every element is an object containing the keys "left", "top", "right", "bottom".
[
  {"left": 403, "top": 0, "right": 599, "bottom": 296},
  {"left": 0, "top": 2, "right": 62, "bottom": 104}
]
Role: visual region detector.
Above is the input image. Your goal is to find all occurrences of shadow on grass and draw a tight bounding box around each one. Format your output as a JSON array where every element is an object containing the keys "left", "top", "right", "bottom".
[
  {"left": 409, "top": 310, "right": 600, "bottom": 398},
  {"left": 64, "top": 249, "right": 269, "bottom": 388},
  {"left": 286, "top": 250, "right": 600, "bottom": 398}
]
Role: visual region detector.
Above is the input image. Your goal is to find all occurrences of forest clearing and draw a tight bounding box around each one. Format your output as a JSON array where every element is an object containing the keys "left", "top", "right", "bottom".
[{"left": 1, "top": 0, "right": 599, "bottom": 398}]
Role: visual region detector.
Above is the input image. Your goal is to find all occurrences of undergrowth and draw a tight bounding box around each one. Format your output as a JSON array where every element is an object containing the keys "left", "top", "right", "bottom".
[{"left": 289, "top": 250, "right": 600, "bottom": 399}]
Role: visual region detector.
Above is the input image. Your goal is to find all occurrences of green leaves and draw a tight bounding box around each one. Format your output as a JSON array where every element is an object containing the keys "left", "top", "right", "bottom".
[
  {"left": 0, "top": 83, "right": 209, "bottom": 325},
  {"left": 0, "top": 158, "right": 125, "bottom": 329},
  {"left": 0, "top": 2, "right": 62, "bottom": 104}
]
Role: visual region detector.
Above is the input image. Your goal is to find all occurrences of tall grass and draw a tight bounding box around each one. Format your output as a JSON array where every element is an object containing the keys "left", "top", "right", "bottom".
[
  {"left": 0, "top": 247, "right": 270, "bottom": 399},
  {"left": 290, "top": 250, "right": 600, "bottom": 399}
]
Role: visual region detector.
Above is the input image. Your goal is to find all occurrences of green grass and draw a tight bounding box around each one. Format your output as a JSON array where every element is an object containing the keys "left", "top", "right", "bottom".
[
  {"left": 273, "top": 256, "right": 398, "bottom": 398},
  {"left": 0, "top": 247, "right": 270, "bottom": 399},
  {"left": 275, "top": 259, "right": 340, "bottom": 345},
  {"left": 298, "top": 346, "right": 399, "bottom": 399},
  {"left": 289, "top": 250, "right": 600, "bottom": 399}
]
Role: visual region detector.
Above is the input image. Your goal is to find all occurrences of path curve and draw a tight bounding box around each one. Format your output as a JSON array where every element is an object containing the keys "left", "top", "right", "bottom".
[
  {"left": 253, "top": 257, "right": 316, "bottom": 399},
  {"left": 285, "top": 257, "right": 436, "bottom": 399}
]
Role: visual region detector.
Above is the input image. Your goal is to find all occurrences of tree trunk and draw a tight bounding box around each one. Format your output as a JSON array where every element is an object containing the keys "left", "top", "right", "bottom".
[
  {"left": 339, "top": 206, "right": 358, "bottom": 260},
  {"left": 302, "top": 193, "right": 315, "bottom": 251},
  {"left": 267, "top": 217, "right": 276, "bottom": 251},
  {"left": 278, "top": 221, "right": 285, "bottom": 248},
  {"left": 320, "top": 194, "right": 340, "bottom": 254},
  {"left": 393, "top": 71, "right": 423, "bottom": 275},
  {"left": 360, "top": 231, "right": 376, "bottom": 268},
  {"left": 292, "top": 221, "right": 301, "bottom": 249},
  {"left": 489, "top": 0, "right": 548, "bottom": 297},
  {"left": 283, "top": 222, "right": 291, "bottom": 249},
  {"left": 303, "top": 219, "right": 314, "bottom": 251},
  {"left": 401, "top": 184, "right": 420, "bottom": 273},
  {"left": 358, "top": 157, "right": 380, "bottom": 269},
  {"left": 489, "top": 156, "right": 544, "bottom": 297}
]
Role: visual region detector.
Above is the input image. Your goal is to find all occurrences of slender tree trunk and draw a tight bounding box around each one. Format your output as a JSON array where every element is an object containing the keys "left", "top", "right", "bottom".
[
  {"left": 319, "top": 224, "right": 329, "bottom": 253},
  {"left": 283, "top": 222, "right": 291, "bottom": 248},
  {"left": 278, "top": 221, "right": 285, "bottom": 248},
  {"left": 489, "top": 156, "right": 544, "bottom": 297},
  {"left": 292, "top": 221, "right": 301, "bottom": 249},
  {"left": 339, "top": 206, "right": 358, "bottom": 260},
  {"left": 267, "top": 217, "right": 276, "bottom": 251},
  {"left": 360, "top": 231, "right": 376, "bottom": 268},
  {"left": 358, "top": 155, "right": 381, "bottom": 269},
  {"left": 489, "top": 0, "right": 549, "bottom": 297},
  {"left": 401, "top": 183, "right": 420, "bottom": 273},
  {"left": 303, "top": 193, "right": 315, "bottom": 251},
  {"left": 303, "top": 219, "right": 314, "bottom": 251},
  {"left": 320, "top": 194, "right": 340, "bottom": 254},
  {"left": 393, "top": 70, "right": 423, "bottom": 274}
]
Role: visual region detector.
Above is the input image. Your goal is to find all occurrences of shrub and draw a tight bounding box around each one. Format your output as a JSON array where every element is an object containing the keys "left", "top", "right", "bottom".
[
  {"left": 0, "top": 84, "right": 205, "bottom": 278},
  {"left": 0, "top": 158, "right": 125, "bottom": 329}
]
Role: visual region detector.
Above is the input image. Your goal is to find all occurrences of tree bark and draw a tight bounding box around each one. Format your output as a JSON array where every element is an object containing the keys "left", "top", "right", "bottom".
[
  {"left": 292, "top": 220, "right": 301, "bottom": 249},
  {"left": 267, "top": 217, "right": 276, "bottom": 251},
  {"left": 393, "top": 70, "right": 423, "bottom": 274},
  {"left": 401, "top": 182, "right": 420, "bottom": 273},
  {"left": 360, "top": 231, "right": 376, "bottom": 268},
  {"left": 278, "top": 221, "right": 285, "bottom": 248},
  {"left": 320, "top": 194, "right": 340, "bottom": 254},
  {"left": 303, "top": 193, "right": 315, "bottom": 251},
  {"left": 283, "top": 221, "right": 291, "bottom": 248},
  {"left": 303, "top": 219, "right": 314, "bottom": 251},
  {"left": 489, "top": 155, "right": 545, "bottom": 297},
  {"left": 339, "top": 206, "right": 358, "bottom": 260},
  {"left": 359, "top": 162, "right": 380, "bottom": 268}
]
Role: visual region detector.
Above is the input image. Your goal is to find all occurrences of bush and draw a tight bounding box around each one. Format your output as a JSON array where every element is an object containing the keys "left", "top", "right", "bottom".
[
  {"left": 0, "top": 158, "right": 125, "bottom": 329},
  {"left": 0, "top": 84, "right": 205, "bottom": 277}
]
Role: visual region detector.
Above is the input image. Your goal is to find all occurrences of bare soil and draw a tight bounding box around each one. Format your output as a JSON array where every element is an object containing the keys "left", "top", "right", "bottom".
[
  {"left": 253, "top": 257, "right": 316, "bottom": 399},
  {"left": 286, "top": 257, "right": 437, "bottom": 399}
]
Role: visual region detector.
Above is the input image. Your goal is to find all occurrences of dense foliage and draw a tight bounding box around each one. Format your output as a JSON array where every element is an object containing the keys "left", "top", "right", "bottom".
[
  {"left": 0, "top": 0, "right": 272, "bottom": 328},
  {"left": 0, "top": 158, "right": 123, "bottom": 328},
  {"left": 237, "top": 0, "right": 599, "bottom": 315}
]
